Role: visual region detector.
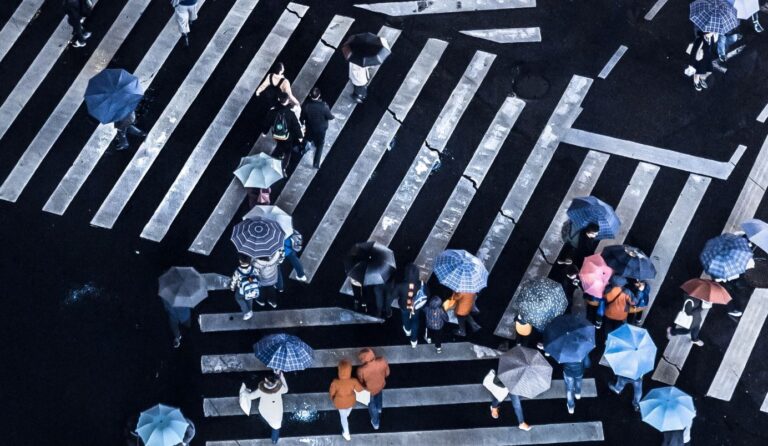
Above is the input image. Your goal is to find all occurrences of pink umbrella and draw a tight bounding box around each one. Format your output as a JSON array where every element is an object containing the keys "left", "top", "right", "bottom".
[{"left": 579, "top": 254, "right": 614, "bottom": 297}]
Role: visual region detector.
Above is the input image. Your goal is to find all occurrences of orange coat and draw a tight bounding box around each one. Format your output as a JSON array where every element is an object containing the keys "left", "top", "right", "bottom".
[
  {"left": 356, "top": 348, "right": 390, "bottom": 395},
  {"left": 451, "top": 292, "right": 477, "bottom": 316},
  {"left": 329, "top": 360, "right": 363, "bottom": 409},
  {"left": 604, "top": 286, "right": 633, "bottom": 321}
]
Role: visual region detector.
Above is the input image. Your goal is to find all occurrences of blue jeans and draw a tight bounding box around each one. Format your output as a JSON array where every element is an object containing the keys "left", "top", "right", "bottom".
[
  {"left": 615, "top": 376, "right": 643, "bottom": 406},
  {"left": 271, "top": 428, "right": 279, "bottom": 443},
  {"left": 285, "top": 251, "right": 305, "bottom": 278},
  {"left": 401, "top": 309, "right": 420, "bottom": 342},
  {"left": 368, "top": 391, "right": 383, "bottom": 427},
  {"left": 491, "top": 394, "right": 525, "bottom": 424},
  {"left": 564, "top": 373, "right": 582, "bottom": 409},
  {"left": 716, "top": 33, "right": 740, "bottom": 59},
  {"left": 234, "top": 293, "right": 252, "bottom": 314}
]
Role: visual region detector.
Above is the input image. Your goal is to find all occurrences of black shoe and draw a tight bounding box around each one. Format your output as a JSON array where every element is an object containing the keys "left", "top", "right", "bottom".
[
  {"left": 268, "top": 300, "right": 277, "bottom": 308},
  {"left": 82, "top": 31, "right": 92, "bottom": 40},
  {"left": 385, "top": 308, "right": 393, "bottom": 318},
  {"left": 312, "top": 164, "right": 320, "bottom": 169},
  {"left": 632, "top": 403, "right": 640, "bottom": 412},
  {"left": 72, "top": 40, "right": 86, "bottom": 48},
  {"left": 699, "top": 78, "right": 708, "bottom": 89},
  {"left": 467, "top": 319, "right": 482, "bottom": 332},
  {"left": 183, "top": 33, "right": 190, "bottom": 47},
  {"left": 755, "top": 21, "right": 764, "bottom": 33},
  {"left": 453, "top": 329, "right": 467, "bottom": 337},
  {"left": 694, "top": 80, "right": 703, "bottom": 92},
  {"left": 115, "top": 143, "right": 130, "bottom": 151},
  {"left": 173, "top": 336, "right": 182, "bottom": 348}
]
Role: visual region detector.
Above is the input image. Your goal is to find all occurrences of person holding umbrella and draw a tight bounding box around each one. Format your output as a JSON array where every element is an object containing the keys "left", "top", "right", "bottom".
[
  {"left": 135, "top": 404, "right": 193, "bottom": 446},
  {"left": 240, "top": 372, "right": 289, "bottom": 444},
  {"left": 84, "top": 69, "right": 146, "bottom": 151},
  {"left": 433, "top": 250, "right": 488, "bottom": 336},
  {"left": 63, "top": 0, "right": 92, "bottom": 48},
  {"left": 329, "top": 359, "right": 364, "bottom": 441},
  {"left": 558, "top": 223, "right": 601, "bottom": 267},
  {"left": 356, "top": 347, "right": 389, "bottom": 430},
  {"left": 345, "top": 241, "right": 396, "bottom": 318},
  {"left": 640, "top": 387, "right": 696, "bottom": 446},
  {"left": 158, "top": 266, "right": 209, "bottom": 348},
  {"left": 667, "top": 278, "right": 731, "bottom": 346},
  {"left": 391, "top": 264, "right": 428, "bottom": 347},
  {"left": 490, "top": 345, "right": 552, "bottom": 430},
  {"left": 543, "top": 314, "right": 595, "bottom": 414},
  {"left": 342, "top": 33, "right": 391, "bottom": 103},
  {"left": 605, "top": 324, "right": 657, "bottom": 412},
  {"left": 253, "top": 249, "right": 286, "bottom": 308},
  {"left": 580, "top": 254, "right": 614, "bottom": 329}
]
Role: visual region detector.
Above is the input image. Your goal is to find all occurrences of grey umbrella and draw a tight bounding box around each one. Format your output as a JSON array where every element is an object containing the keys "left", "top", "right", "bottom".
[
  {"left": 158, "top": 267, "right": 209, "bottom": 308},
  {"left": 497, "top": 345, "right": 553, "bottom": 399}
]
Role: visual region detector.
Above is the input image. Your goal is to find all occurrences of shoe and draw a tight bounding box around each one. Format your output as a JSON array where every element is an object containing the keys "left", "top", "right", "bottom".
[
  {"left": 518, "top": 423, "right": 532, "bottom": 431},
  {"left": 575, "top": 393, "right": 581, "bottom": 400},
  {"left": 536, "top": 342, "right": 544, "bottom": 350},
  {"left": 595, "top": 320, "right": 602, "bottom": 330},
  {"left": 410, "top": 340, "right": 417, "bottom": 348},
  {"left": 666, "top": 327, "right": 673, "bottom": 340},
  {"left": 567, "top": 404, "right": 574, "bottom": 414},
  {"left": 694, "top": 81, "right": 703, "bottom": 92},
  {"left": 173, "top": 336, "right": 182, "bottom": 348},
  {"left": 467, "top": 319, "right": 482, "bottom": 332},
  {"left": 386, "top": 308, "right": 393, "bottom": 318},
  {"left": 82, "top": 31, "right": 92, "bottom": 40},
  {"left": 424, "top": 330, "right": 431, "bottom": 344},
  {"left": 728, "top": 310, "right": 743, "bottom": 317},
  {"left": 755, "top": 21, "right": 764, "bottom": 33},
  {"left": 371, "top": 420, "right": 379, "bottom": 430},
  {"left": 402, "top": 326, "right": 412, "bottom": 336},
  {"left": 735, "top": 33, "right": 743, "bottom": 42},
  {"left": 633, "top": 403, "right": 640, "bottom": 412},
  {"left": 183, "top": 33, "right": 190, "bottom": 47},
  {"left": 352, "top": 94, "right": 363, "bottom": 104},
  {"left": 243, "top": 311, "right": 253, "bottom": 320},
  {"left": 342, "top": 432, "right": 351, "bottom": 441},
  {"left": 312, "top": 164, "right": 320, "bottom": 169},
  {"left": 692, "top": 339, "right": 704, "bottom": 347},
  {"left": 699, "top": 78, "right": 708, "bottom": 89},
  {"left": 608, "top": 384, "right": 620, "bottom": 395},
  {"left": 436, "top": 346, "right": 442, "bottom": 353},
  {"left": 719, "top": 55, "right": 727, "bottom": 63},
  {"left": 490, "top": 406, "right": 499, "bottom": 419},
  {"left": 453, "top": 329, "right": 466, "bottom": 337},
  {"left": 556, "top": 258, "right": 573, "bottom": 265},
  {"left": 255, "top": 298, "right": 266, "bottom": 307},
  {"left": 115, "top": 143, "right": 130, "bottom": 151},
  {"left": 296, "top": 275, "right": 308, "bottom": 282},
  {"left": 72, "top": 40, "right": 86, "bottom": 48},
  {"left": 268, "top": 300, "right": 277, "bottom": 309},
  {"left": 80, "top": 17, "right": 86, "bottom": 23}
]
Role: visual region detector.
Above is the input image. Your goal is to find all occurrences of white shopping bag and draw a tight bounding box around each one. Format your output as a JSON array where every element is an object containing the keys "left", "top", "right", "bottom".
[
  {"left": 482, "top": 370, "right": 509, "bottom": 402},
  {"left": 355, "top": 389, "right": 371, "bottom": 406},
  {"left": 239, "top": 383, "right": 252, "bottom": 415}
]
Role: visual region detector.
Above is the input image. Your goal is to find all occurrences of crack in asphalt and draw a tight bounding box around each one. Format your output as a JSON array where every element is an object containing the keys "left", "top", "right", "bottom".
[
  {"left": 387, "top": 108, "right": 404, "bottom": 124},
  {"left": 499, "top": 210, "right": 517, "bottom": 223},
  {"left": 462, "top": 174, "right": 479, "bottom": 190},
  {"left": 285, "top": 5, "right": 304, "bottom": 19},
  {"left": 537, "top": 246, "right": 556, "bottom": 265},
  {"left": 319, "top": 38, "right": 337, "bottom": 50}
]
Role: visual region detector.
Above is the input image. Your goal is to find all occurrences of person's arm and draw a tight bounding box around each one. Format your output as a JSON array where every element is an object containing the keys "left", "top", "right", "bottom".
[
  {"left": 329, "top": 381, "right": 337, "bottom": 400},
  {"left": 353, "top": 378, "right": 363, "bottom": 392},
  {"left": 281, "top": 81, "right": 300, "bottom": 107},
  {"left": 324, "top": 103, "right": 335, "bottom": 121},
  {"left": 384, "top": 359, "right": 390, "bottom": 378},
  {"left": 255, "top": 75, "right": 271, "bottom": 96},
  {"left": 278, "top": 372, "right": 288, "bottom": 394}
]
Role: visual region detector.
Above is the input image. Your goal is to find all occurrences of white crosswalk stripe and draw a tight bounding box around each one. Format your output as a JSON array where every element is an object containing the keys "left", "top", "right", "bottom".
[
  {"left": 43, "top": 0, "right": 210, "bottom": 215},
  {"left": 0, "top": 0, "right": 148, "bottom": 202},
  {"left": 198, "top": 307, "right": 382, "bottom": 333},
  {"left": 90, "top": 0, "right": 274, "bottom": 229},
  {"left": 355, "top": 0, "right": 536, "bottom": 16},
  {"left": 0, "top": 0, "right": 45, "bottom": 63},
  {"left": 598, "top": 45, "right": 627, "bottom": 79},
  {"left": 460, "top": 28, "right": 541, "bottom": 43}
]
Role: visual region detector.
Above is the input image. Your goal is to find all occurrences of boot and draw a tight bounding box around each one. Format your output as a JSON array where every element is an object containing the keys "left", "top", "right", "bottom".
[{"left": 467, "top": 316, "right": 482, "bottom": 332}]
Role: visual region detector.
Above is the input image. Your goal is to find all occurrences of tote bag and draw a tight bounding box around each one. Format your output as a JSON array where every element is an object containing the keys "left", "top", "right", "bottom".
[
  {"left": 355, "top": 389, "right": 371, "bottom": 406},
  {"left": 673, "top": 299, "right": 694, "bottom": 329}
]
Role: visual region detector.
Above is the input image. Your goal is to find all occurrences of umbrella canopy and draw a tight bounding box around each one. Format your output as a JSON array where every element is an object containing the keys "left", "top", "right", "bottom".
[
  {"left": 136, "top": 404, "right": 189, "bottom": 446},
  {"left": 566, "top": 196, "right": 621, "bottom": 240},
  {"left": 512, "top": 278, "right": 568, "bottom": 331},
  {"left": 433, "top": 249, "right": 489, "bottom": 293},
  {"left": 158, "top": 266, "right": 208, "bottom": 308},
  {"left": 543, "top": 314, "right": 596, "bottom": 364},
  {"left": 231, "top": 218, "right": 285, "bottom": 258},
  {"left": 601, "top": 245, "right": 657, "bottom": 280},
  {"left": 680, "top": 278, "right": 732, "bottom": 304},
  {"left": 640, "top": 387, "right": 696, "bottom": 432},
  {"left": 699, "top": 233, "right": 753, "bottom": 280},
  {"left": 690, "top": 0, "right": 739, "bottom": 33},
  {"left": 84, "top": 69, "right": 143, "bottom": 124},
  {"left": 243, "top": 205, "right": 293, "bottom": 236},
  {"left": 497, "top": 346, "right": 553, "bottom": 399},
  {"left": 741, "top": 218, "right": 768, "bottom": 253},
  {"left": 234, "top": 153, "right": 284, "bottom": 189},
  {"left": 341, "top": 32, "right": 391, "bottom": 67},
  {"left": 604, "top": 324, "right": 657, "bottom": 380},
  {"left": 344, "top": 241, "right": 396, "bottom": 286},
  {"left": 579, "top": 254, "right": 614, "bottom": 297},
  {"left": 725, "top": 0, "right": 760, "bottom": 20},
  {"left": 253, "top": 333, "right": 314, "bottom": 372}
]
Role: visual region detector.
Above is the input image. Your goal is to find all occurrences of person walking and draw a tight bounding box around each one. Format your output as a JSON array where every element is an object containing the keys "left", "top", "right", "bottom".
[
  {"left": 689, "top": 30, "right": 715, "bottom": 91},
  {"left": 667, "top": 298, "right": 710, "bottom": 347},
  {"left": 283, "top": 230, "right": 307, "bottom": 282},
  {"left": 392, "top": 264, "right": 428, "bottom": 348},
  {"left": 349, "top": 62, "right": 370, "bottom": 103},
  {"left": 626, "top": 279, "right": 650, "bottom": 325},
  {"left": 230, "top": 254, "right": 258, "bottom": 320},
  {"left": 603, "top": 280, "right": 636, "bottom": 333},
  {"left": 241, "top": 372, "right": 288, "bottom": 444},
  {"left": 114, "top": 112, "right": 146, "bottom": 151},
  {"left": 256, "top": 63, "right": 300, "bottom": 109},
  {"left": 172, "top": 0, "right": 199, "bottom": 47},
  {"left": 252, "top": 249, "right": 285, "bottom": 308},
  {"left": 329, "top": 359, "right": 363, "bottom": 441},
  {"left": 608, "top": 373, "right": 644, "bottom": 412},
  {"left": 161, "top": 299, "right": 191, "bottom": 348},
  {"left": 446, "top": 291, "right": 481, "bottom": 336},
  {"left": 488, "top": 370, "right": 532, "bottom": 431},
  {"left": 424, "top": 296, "right": 449, "bottom": 353},
  {"left": 350, "top": 279, "right": 391, "bottom": 318},
  {"left": 562, "top": 355, "right": 591, "bottom": 414},
  {"left": 558, "top": 222, "right": 600, "bottom": 267},
  {"left": 63, "top": 0, "right": 92, "bottom": 48},
  {"left": 356, "top": 348, "right": 389, "bottom": 430},
  {"left": 300, "top": 87, "right": 335, "bottom": 169},
  {"left": 715, "top": 30, "right": 743, "bottom": 64},
  {"left": 262, "top": 93, "right": 303, "bottom": 176}
]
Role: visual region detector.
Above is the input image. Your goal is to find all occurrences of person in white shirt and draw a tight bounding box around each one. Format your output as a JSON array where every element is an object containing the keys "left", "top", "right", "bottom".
[
  {"left": 241, "top": 372, "right": 288, "bottom": 444},
  {"left": 349, "top": 62, "right": 370, "bottom": 103}
]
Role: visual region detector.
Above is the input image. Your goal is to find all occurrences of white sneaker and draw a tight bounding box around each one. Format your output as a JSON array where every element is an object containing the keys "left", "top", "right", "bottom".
[
  {"left": 575, "top": 393, "right": 581, "bottom": 400},
  {"left": 243, "top": 311, "right": 253, "bottom": 320},
  {"left": 410, "top": 340, "right": 417, "bottom": 348},
  {"left": 402, "top": 326, "right": 412, "bottom": 336},
  {"left": 567, "top": 404, "right": 574, "bottom": 414},
  {"left": 296, "top": 275, "right": 308, "bottom": 282},
  {"left": 342, "top": 432, "right": 351, "bottom": 441}
]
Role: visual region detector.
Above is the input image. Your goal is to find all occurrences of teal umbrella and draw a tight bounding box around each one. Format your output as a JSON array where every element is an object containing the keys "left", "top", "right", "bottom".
[{"left": 136, "top": 404, "right": 189, "bottom": 446}]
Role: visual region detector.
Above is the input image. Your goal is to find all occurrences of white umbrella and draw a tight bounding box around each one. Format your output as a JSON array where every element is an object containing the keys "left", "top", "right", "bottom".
[
  {"left": 729, "top": 0, "right": 759, "bottom": 20},
  {"left": 234, "top": 153, "right": 283, "bottom": 188},
  {"left": 243, "top": 205, "right": 293, "bottom": 236}
]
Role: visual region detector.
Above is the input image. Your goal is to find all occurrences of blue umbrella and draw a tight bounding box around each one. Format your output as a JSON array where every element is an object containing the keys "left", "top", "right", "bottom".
[
  {"left": 741, "top": 219, "right": 768, "bottom": 253},
  {"left": 513, "top": 278, "right": 568, "bottom": 331},
  {"left": 543, "top": 314, "right": 595, "bottom": 364},
  {"left": 433, "top": 249, "right": 488, "bottom": 293},
  {"left": 604, "top": 324, "right": 657, "bottom": 380},
  {"left": 699, "top": 233, "right": 753, "bottom": 280},
  {"left": 601, "top": 245, "right": 657, "bottom": 279},
  {"left": 136, "top": 404, "right": 189, "bottom": 446},
  {"left": 231, "top": 217, "right": 285, "bottom": 258},
  {"left": 84, "top": 69, "right": 143, "bottom": 124},
  {"left": 640, "top": 387, "right": 696, "bottom": 432},
  {"left": 690, "top": 0, "right": 738, "bottom": 33},
  {"left": 253, "top": 333, "right": 314, "bottom": 372},
  {"left": 566, "top": 196, "right": 621, "bottom": 240}
]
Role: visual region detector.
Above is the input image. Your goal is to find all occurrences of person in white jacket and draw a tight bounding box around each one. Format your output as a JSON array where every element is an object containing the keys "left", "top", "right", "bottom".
[{"left": 242, "top": 372, "right": 288, "bottom": 444}]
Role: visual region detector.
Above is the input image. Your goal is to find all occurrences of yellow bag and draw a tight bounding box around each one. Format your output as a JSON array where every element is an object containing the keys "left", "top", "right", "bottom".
[{"left": 442, "top": 298, "right": 456, "bottom": 312}]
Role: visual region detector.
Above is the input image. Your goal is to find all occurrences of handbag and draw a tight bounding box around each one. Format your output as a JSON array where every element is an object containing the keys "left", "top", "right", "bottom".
[
  {"left": 482, "top": 370, "right": 509, "bottom": 402},
  {"left": 239, "top": 383, "right": 252, "bottom": 415},
  {"left": 355, "top": 389, "right": 370, "bottom": 406},
  {"left": 673, "top": 299, "right": 694, "bottom": 329},
  {"left": 442, "top": 298, "right": 456, "bottom": 312}
]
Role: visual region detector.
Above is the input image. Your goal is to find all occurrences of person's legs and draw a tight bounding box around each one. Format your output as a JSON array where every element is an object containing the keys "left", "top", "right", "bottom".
[
  {"left": 612, "top": 375, "right": 629, "bottom": 393},
  {"left": 312, "top": 132, "right": 326, "bottom": 168},
  {"left": 174, "top": 7, "right": 190, "bottom": 34},
  {"left": 338, "top": 408, "right": 352, "bottom": 435},
  {"left": 564, "top": 374, "right": 576, "bottom": 411},
  {"left": 285, "top": 252, "right": 305, "bottom": 278},
  {"left": 368, "top": 392, "right": 382, "bottom": 428},
  {"left": 115, "top": 129, "right": 129, "bottom": 150},
  {"left": 271, "top": 428, "right": 279, "bottom": 444},
  {"left": 234, "top": 294, "right": 253, "bottom": 314},
  {"left": 400, "top": 309, "right": 412, "bottom": 335},
  {"left": 186, "top": 4, "right": 198, "bottom": 23},
  {"left": 631, "top": 378, "right": 643, "bottom": 407},
  {"left": 126, "top": 125, "right": 145, "bottom": 137},
  {"left": 509, "top": 394, "right": 525, "bottom": 425},
  {"left": 409, "top": 312, "right": 420, "bottom": 343},
  {"left": 275, "top": 269, "right": 285, "bottom": 293},
  {"left": 455, "top": 315, "right": 467, "bottom": 336},
  {"left": 430, "top": 327, "right": 443, "bottom": 349},
  {"left": 753, "top": 12, "right": 764, "bottom": 32},
  {"left": 167, "top": 312, "right": 182, "bottom": 340},
  {"left": 353, "top": 84, "right": 367, "bottom": 100},
  {"left": 261, "top": 286, "right": 277, "bottom": 308},
  {"left": 574, "top": 375, "right": 583, "bottom": 396}
]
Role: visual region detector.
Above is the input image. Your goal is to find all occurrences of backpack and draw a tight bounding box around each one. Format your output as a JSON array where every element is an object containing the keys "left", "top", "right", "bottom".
[
  {"left": 272, "top": 110, "right": 290, "bottom": 141},
  {"left": 290, "top": 232, "right": 303, "bottom": 252},
  {"left": 412, "top": 284, "right": 427, "bottom": 310},
  {"left": 237, "top": 266, "right": 260, "bottom": 300}
]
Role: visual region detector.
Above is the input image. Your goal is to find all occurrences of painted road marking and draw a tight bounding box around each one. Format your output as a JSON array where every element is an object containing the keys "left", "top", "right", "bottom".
[
  {"left": 0, "top": 0, "right": 150, "bottom": 202},
  {"left": 476, "top": 75, "right": 594, "bottom": 272},
  {"left": 758, "top": 102, "right": 768, "bottom": 123},
  {"left": 598, "top": 45, "right": 628, "bottom": 79},
  {"left": 90, "top": 0, "right": 269, "bottom": 229},
  {"left": 206, "top": 423, "right": 604, "bottom": 445},
  {"left": 707, "top": 289, "right": 768, "bottom": 401},
  {"left": 202, "top": 342, "right": 501, "bottom": 373},
  {"left": 189, "top": 26, "right": 402, "bottom": 255},
  {"left": 460, "top": 28, "right": 541, "bottom": 43},
  {"left": 0, "top": 0, "right": 45, "bottom": 63},
  {"left": 762, "top": 393, "right": 768, "bottom": 413},
  {"left": 296, "top": 38, "right": 448, "bottom": 281},
  {"left": 43, "top": 0, "right": 210, "bottom": 215},
  {"left": 562, "top": 129, "right": 746, "bottom": 180},
  {"left": 140, "top": 9, "right": 329, "bottom": 241},
  {"left": 198, "top": 307, "right": 382, "bottom": 333},
  {"left": 355, "top": 0, "right": 536, "bottom": 16},
  {"left": 494, "top": 151, "right": 610, "bottom": 340},
  {"left": 203, "top": 381, "right": 598, "bottom": 417},
  {"left": 645, "top": 0, "right": 669, "bottom": 21}
]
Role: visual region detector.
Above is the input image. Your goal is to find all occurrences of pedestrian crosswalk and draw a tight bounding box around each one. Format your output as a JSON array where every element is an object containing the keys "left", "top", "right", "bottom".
[
  {"left": 354, "top": 0, "right": 536, "bottom": 16},
  {"left": 0, "top": 0, "right": 45, "bottom": 63},
  {"left": 198, "top": 307, "right": 382, "bottom": 333}
]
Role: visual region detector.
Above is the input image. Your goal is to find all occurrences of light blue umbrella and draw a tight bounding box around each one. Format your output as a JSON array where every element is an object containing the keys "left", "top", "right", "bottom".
[
  {"left": 741, "top": 219, "right": 768, "bottom": 253},
  {"left": 136, "top": 404, "right": 189, "bottom": 446},
  {"left": 433, "top": 249, "right": 488, "bottom": 293},
  {"left": 699, "top": 233, "right": 753, "bottom": 280},
  {"left": 566, "top": 196, "right": 621, "bottom": 240},
  {"left": 604, "top": 324, "right": 657, "bottom": 380},
  {"left": 640, "top": 386, "right": 696, "bottom": 432}
]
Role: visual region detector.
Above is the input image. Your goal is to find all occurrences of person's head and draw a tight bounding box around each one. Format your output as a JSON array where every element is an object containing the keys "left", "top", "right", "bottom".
[
  {"left": 310, "top": 87, "right": 322, "bottom": 100},
  {"left": 565, "top": 265, "right": 579, "bottom": 279},
  {"left": 277, "top": 92, "right": 290, "bottom": 105},
  {"left": 337, "top": 359, "right": 352, "bottom": 379},
  {"left": 270, "top": 62, "right": 285, "bottom": 75},
  {"left": 260, "top": 373, "right": 281, "bottom": 393},
  {"left": 358, "top": 347, "right": 375, "bottom": 364},
  {"left": 584, "top": 223, "right": 600, "bottom": 238},
  {"left": 238, "top": 254, "right": 252, "bottom": 266}
]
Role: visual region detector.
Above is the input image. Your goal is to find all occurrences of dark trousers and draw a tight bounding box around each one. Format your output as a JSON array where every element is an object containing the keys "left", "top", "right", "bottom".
[
  {"left": 257, "top": 285, "right": 277, "bottom": 306},
  {"left": 70, "top": 20, "right": 86, "bottom": 42},
  {"left": 353, "top": 84, "right": 367, "bottom": 100},
  {"left": 167, "top": 310, "right": 191, "bottom": 339},
  {"left": 274, "top": 141, "right": 297, "bottom": 175},
  {"left": 305, "top": 130, "right": 326, "bottom": 167},
  {"left": 115, "top": 125, "right": 143, "bottom": 148},
  {"left": 401, "top": 309, "right": 420, "bottom": 342},
  {"left": 427, "top": 326, "right": 443, "bottom": 348},
  {"left": 270, "top": 428, "right": 279, "bottom": 444},
  {"left": 603, "top": 318, "right": 624, "bottom": 334}
]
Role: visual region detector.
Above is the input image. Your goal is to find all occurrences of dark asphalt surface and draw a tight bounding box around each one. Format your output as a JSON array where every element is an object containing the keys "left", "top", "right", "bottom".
[{"left": 1, "top": 0, "right": 768, "bottom": 445}]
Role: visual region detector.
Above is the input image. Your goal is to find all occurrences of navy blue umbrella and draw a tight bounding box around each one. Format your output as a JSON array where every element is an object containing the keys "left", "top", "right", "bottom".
[
  {"left": 231, "top": 218, "right": 285, "bottom": 258},
  {"left": 253, "top": 334, "right": 314, "bottom": 372},
  {"left": 84, "top": 69, "right": 143, "bottom": 124},
  {"left": 543, "top": 314, "right": 595, "bottom": 364},
  {"left": 690, "top": 0, "right": 738, "bottom": 33},
  {"left": 699, "top": 233, "right": 753, "bottom": 280},
  {"left": 601, "top": 245, "right": 657, "bottom": 280},
  {"left": 566, "top": 196, "right": 621, "bottom": 240}
]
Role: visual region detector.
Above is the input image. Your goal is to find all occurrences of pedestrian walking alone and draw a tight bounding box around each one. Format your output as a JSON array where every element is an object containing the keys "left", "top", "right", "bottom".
[
  {"left": 230, "top": 254, "right": 259, "bottom": 320},
  {"left": 300, "top": 87, "right": 334, "bottom": 169},
  {"left": 329, "top": 359, "right": 364, "bottom": 441},
  {"left": 356, "top": 348, "right": 389, "bottom": 430},
  {"left": 424, "top": 296, "right": 449, "bottom": 353},
  {"left": 114, "top": 111, "right": 146, "bottom": 151},
  {"left": 392, "top": 264, "right": 428, "bottom": 348},
  {"left": 282, "top": 230, "right": 307, "bottom": 282},
  {"left": 689, "top": 30, "right": 715, "bottom": 91},
  {"left": 487, "top": 370, "right": 532, "bottom": 431},
  {"left": 559, "top": 222, "right": 600, "bottom": 267},
  {"left": 161, "top": 299, "right": 191, "bottom": 348},
  {"left": 240, "top": 372, "right": 288, "bottom": 444},
  {"left": 172, "top": 0, "right": 199, "bottom": 47},
  {"left": 262, "top": 93, "right": 303, "bottom": 176},
  {"left": 252, "top": 249, "right": 285, "bottom": 308},
  {"left": 562, "top": 355, "right": 590, "bottom": 414},
  {"left": 351, "top": 279, "right": 391, "bottom": 318},
  {"left": 667, "top": 298, "right": 710, "bottom": 347},
  {"left": 63, "top": 0, "right": 92, "bottom": 48},
  {"left": 349, "top": 62, "right": 370, "bottom": 103}
]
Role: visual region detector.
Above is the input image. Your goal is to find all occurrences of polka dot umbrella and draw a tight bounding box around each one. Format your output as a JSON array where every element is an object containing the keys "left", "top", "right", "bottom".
[{"left": 512, "top": 278, "right": 568, "bottom": 331}]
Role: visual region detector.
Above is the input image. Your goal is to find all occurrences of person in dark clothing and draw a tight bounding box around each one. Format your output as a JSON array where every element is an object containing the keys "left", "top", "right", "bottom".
[
  {"left": 262, "top": 93, "right": 303, "bottom": 176},
  {"left": 689, "top": 30, "right": 715, "bottom": 91},
  {"left": 351, "top": 279, "right": 391, "bottom": 318},
  {"left": 391, "top": 264, "right": 428, "bottom": 348},
  {"left": 558, "top": 222, "right": 599, "bottom": 267},
  {"left": 114, "top": 112, "right": 146, "bottom": 151},
  {"left": 63, "top": 0, "right": 92, "bottom": 48},
  {"left": 424, "top": 296, "right": 448, "bottom": 353},
  {"left": 300, "top": 87, "right": 334, "bottom": 169},
  {"left": 722, "top": 276, "right": 753, "bottom": 318},
  {"left": 562, "top": 355, "right": 591, "bottom": 414},
  {"left": 667, "top": 297, "right": 711, "bottom": 346},
  {"left": 661, "top": 429, "right": 685, "bottom": 446},
  {"left": 161, "top": 300, "right": 192, "bottom": 348}
]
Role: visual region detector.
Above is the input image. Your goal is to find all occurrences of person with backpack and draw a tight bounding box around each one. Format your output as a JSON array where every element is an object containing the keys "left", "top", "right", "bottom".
[
  {"left": 558, "top": 222, "right": 599, "bottom": 267},
  {"left": 63, "top": 0, "right": 92, "bottom": 48},
  {"left": 262, "top": 93, "right": 303, "bottom": 176},
  {"left": 171, "top": 0, "right": 199, "bottom": 47},
  {"left": 424, "top": 296, "right": 449, "bottom": 353},
  {"left": 256, "top": 63, "right": 300, "bottom": 109},
  {"left": 603, "top": 277, "right": 637, "bottom": 333},
  {"left": 252, "top": 250, "right": 285, "bottom": 308},
  {"left": 391, "top": 264, "right": 428, "bottom": 348},
  {"left": 300, "top": 87, "right": 335, "bottom": 169},
  {"left": 283, "top": 230, "right": 306, "bottom": 282},
  {"left": 444, "top": 291, "right": 481, "bottom": 337},
  {"left": 230, "top": 254, "right": 259, "bottom": 320}
]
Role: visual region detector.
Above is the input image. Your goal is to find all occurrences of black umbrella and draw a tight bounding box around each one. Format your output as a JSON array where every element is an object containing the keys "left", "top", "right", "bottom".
[
  {"left": 344, "top": 241, "right": 396, "bottom": 286},
  {"left": 341, "top": 33, "right": 391, "bottom": 67}
]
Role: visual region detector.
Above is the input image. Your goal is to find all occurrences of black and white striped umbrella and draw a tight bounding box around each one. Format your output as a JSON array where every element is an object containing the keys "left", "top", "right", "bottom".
[{"left": 231, "top": 217, "right": 285, "bottom": 258}]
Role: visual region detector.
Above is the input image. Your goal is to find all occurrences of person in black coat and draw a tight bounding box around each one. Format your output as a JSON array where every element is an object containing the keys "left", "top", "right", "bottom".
[
  {"left": 262, "top": 92, "right": 303, "bottom": 176},
  {"left": 689, "top": 30, "right": 715, "bottom": 91},
  {"left": 63, "top": 0, "right": 92, "bottom": 48},
  {"left": 300, "top": 87, "right": 334, "bottom": 169}
]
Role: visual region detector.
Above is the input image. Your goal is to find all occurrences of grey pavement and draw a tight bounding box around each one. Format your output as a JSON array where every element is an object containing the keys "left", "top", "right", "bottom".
[{"left": 198, "top": 307, "right": 382, "bottom": 333}]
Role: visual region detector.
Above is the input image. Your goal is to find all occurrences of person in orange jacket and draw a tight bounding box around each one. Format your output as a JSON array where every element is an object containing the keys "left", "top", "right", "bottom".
[
  {"left": 329, "top": 360, "right": 363, "bottom": 441},
  {"left": 447, "top": 291, "right": 481, "bottom": 336},
  {"left": 356, "top": 348, "right": 389, "bottom": 430},
  {"left": 603, "top": 279, "right": 637, "bottom": 333}
]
